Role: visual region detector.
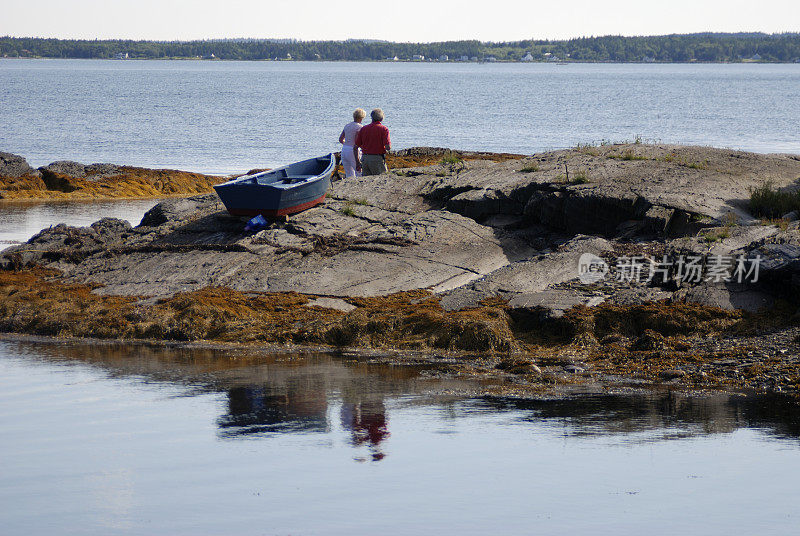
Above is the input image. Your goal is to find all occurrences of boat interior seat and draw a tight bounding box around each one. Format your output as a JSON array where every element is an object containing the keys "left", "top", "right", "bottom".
[{"left": 282, "top": 175, "right": 315, "bottom": 183}]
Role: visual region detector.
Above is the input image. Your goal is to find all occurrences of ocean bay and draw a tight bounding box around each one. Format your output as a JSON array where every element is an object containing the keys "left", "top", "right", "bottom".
[{"left": 2, "top": 59, "right": 798, "bottom": 173}]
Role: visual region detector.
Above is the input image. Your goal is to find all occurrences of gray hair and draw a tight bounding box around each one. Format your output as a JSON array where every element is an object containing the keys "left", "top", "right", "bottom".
[{"left": 370, "top": 108, "right": 385, "bottom": 122}]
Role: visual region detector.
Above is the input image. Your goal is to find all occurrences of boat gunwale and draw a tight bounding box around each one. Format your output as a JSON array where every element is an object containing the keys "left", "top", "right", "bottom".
[{"left": 216, "top": 153, "right": 335, "bottom": 188}]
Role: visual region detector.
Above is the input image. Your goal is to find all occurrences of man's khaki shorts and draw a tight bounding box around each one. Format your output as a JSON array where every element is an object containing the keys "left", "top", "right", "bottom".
[{"left": 362, "top": 154, "right": 387, "bottom": 176}]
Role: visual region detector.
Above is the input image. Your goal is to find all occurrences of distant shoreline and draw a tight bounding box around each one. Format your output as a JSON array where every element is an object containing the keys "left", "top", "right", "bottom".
[
  {"left": 3, "top": 33, "right": 800, "bottom": 63},
  {"left": 3, "top": 57, "right": 799, "bottom": 64}
]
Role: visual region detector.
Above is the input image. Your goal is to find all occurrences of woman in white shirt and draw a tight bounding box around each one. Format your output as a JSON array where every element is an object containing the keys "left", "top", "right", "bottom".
[{"left": 338, "top": 108, "right": 366, "bottom": 177}]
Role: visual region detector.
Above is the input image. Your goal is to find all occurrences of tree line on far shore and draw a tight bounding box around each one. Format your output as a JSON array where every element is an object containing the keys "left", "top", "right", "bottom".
[{"left": 2, "top": 33, "right": 800, "bottom": 62}]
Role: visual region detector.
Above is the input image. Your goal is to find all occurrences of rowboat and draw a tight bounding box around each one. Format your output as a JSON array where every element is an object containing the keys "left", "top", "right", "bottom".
[{"left": 214, "top": 153, "right": 335, "bottom": 217}]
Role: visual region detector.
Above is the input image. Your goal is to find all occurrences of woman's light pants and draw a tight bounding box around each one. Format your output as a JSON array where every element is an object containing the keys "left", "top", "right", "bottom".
[{"left": 341, "top": 145, "right": 361, "bottom": 178}]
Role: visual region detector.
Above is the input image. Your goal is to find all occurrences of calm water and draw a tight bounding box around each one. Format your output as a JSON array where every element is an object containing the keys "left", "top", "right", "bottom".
[
  {"left": 1, "top": 59, "right": 799, "bottom": 173},
  {"left": 1, "top": 339, "right": 799, "bottom": 535}
]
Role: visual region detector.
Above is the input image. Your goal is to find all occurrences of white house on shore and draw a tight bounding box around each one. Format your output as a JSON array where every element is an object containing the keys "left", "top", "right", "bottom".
[
  {"left": 521, "top": 52, "right": 534, "bottom": 62},
  {"left": 439, "top": 54, "right": 449, "bottom": 61},
  {"left": 412, "top": 54, "right": 425, "bottom": 61}
]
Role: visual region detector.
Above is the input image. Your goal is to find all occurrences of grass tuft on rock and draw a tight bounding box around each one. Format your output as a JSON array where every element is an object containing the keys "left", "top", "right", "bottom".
[
  {"left": 570, "top": 170, "right": 590, "bottom": 184},
  {"left": 749, "top": 180, "right": 800, "bottom": 218},
  {"left": 440, "top": 152, "right": 463, "bottom": 166},
  {"left": 339, "top": 204, "right": 356, "bottom": 217}
]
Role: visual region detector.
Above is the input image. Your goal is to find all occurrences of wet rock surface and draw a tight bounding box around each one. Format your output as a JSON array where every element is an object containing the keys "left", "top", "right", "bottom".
[{"left": 3, "top": 144, "right": 800, "bottom": 398}]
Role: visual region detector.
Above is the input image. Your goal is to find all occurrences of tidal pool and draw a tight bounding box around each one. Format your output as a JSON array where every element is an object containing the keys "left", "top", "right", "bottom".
[
  {"left": 0, "top": 199, "right": 159, "bottom": 246},
  {"left": 1, "top": 339, "right": 798, "bottom": 535}
]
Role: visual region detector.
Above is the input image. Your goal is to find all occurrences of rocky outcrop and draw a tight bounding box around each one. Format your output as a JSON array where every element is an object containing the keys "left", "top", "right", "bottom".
[
  {"left": 40, "top": 160, "right": 89, "bottom": 179},
  {"left": 5, "top": 144, "right": 800, "bottom": 398},
  {"left": 0, "top": 152, "right": 44, "bottom": 198},
  {"left": 424, "top": 144, "right": 800, "bottom": 233},
  {"left": 4, "top": 194, "right": 536, "bottom": 298},
  {"left": 0, "top": 152, "right": 40, "bottom": 178},
  {"left": 4, "top": 144, "right": 800, "bottom": 315},
  {"left": 508, "top": 290, "right": 605, "bottom": 319},
  {"left": 675, "top": 284, "right": 775, "bottom": 312},
  {"left": 439, "top": 235, "right": 611, "bottom": 311},
  {"left": 39, "top": 161, "right": 123, "bottom": 181},
  {"left": 0, "top": 152, "right": 223, "bottom": 200},
  {"left": 38, "top": 161, "right": 125, "bottom": 192}
]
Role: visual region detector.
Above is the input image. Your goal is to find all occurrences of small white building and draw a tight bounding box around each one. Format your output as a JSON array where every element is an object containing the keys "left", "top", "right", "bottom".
[
  {"left": 439, "top": 54, "right": 449, "bottom": 61},
  {"left": 485, "top": 56, "right": 497, "bottom": 62},
  {"left": 458, "top": 55, "right": 469, "bottom": 62},
  {"left": 412, "top": 54, "right": 425, "bottom": 61},
  {"left": 113, "top": 52, "right": 128, "bottom": 60},
  {"left": 521, "top": 52, "right": 534, "bottom": 62},
  {"left": 469, "top": 56, "right": 478, "bottom": 61}
]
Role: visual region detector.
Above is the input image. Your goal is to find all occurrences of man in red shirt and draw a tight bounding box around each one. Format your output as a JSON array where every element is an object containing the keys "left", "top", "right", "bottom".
[{"left": 354, "top": 108, "right": 391, "bottom": 176}]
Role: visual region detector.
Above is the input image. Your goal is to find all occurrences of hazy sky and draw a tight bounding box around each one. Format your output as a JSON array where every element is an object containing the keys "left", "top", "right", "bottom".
[{"left": 2, "top": 0, "right": 799, "bottom": 42}]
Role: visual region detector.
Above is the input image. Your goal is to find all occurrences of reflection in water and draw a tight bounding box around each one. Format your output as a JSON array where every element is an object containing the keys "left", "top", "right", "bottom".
[
  {"left": 488, "top": 392, "right": 800, "bottom": 443},
  {"left": 6, "top": 339, "right": 800, "bottom": 451},
  {"left": 11, "top": 341, "right": 422, "bottom": 460},
  {"left": 218, "top": 384, "right": 329, "bottom": 437},
  {"left": 214, "top": 375, "right": 393, "bottom": 460},
  {"left": 341, "top": 397, "right": 390, "bottom": 461}
]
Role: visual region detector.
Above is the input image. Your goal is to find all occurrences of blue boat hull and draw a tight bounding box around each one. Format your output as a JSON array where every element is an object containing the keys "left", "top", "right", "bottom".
[{"left": 214, "top": 154, "right": 335, "bottom": 217}]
